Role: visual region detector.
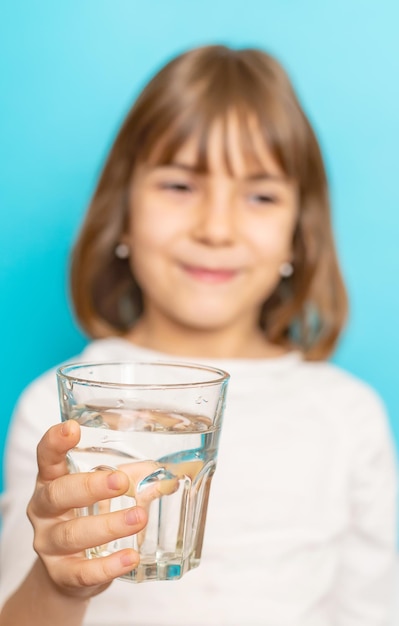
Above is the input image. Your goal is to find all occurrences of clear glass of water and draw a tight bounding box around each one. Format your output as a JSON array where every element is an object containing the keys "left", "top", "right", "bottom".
[{"left": 56, "top": 361, "right": 230, "bottom": 583}]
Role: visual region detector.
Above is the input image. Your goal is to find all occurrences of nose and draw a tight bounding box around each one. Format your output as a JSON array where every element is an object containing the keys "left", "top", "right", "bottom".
[{"left": 191, "top": 190, "right": 236, "bottom": 246}]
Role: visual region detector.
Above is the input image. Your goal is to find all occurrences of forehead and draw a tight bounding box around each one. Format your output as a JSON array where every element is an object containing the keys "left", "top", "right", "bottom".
[{"left": 148, "top": 113, "right": 286, "bottom": 179}]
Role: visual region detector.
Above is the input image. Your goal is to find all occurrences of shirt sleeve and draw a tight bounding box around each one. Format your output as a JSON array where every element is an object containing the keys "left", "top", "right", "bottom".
[
  {"left": 0, "top": 372, "right": 59, "bottom": 607},
  {"left": 333, "top": 390, "right": 398, "bottom": 625}
]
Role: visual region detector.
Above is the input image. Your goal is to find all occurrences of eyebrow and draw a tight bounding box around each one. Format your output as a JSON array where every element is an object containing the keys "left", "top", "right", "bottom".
[
  {"left": 163, "top": 162, "right": 203, "bottom": 174},
  {"left": 245, "top": 171, "right": 286, "bottom": 182},
  {"left": 157, "top": 162, "right": 287, "bottom": 182}
]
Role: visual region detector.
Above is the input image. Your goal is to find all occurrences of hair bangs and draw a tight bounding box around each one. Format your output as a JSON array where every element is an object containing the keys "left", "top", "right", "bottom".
[{"left": 138, "top": 57, "right": 308, "bottom": 182}]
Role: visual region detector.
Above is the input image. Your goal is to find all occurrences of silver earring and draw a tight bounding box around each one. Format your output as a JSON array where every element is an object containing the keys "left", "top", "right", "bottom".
[
  {"left": 279, "top": 261, "right": 293, "bottom": 278},
  {"left": 115, "top": 243, "right": 130, "bottom": 259}
]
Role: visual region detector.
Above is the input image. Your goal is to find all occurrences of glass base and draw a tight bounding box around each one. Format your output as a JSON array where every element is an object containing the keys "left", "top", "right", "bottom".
[{"left": 118, "top": 554, "right": 200, "bottom": 583}]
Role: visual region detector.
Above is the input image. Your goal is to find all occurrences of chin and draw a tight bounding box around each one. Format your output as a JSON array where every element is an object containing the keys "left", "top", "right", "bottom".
[{"left": 176, "top": 313, "right": 239, "bottom": 333}]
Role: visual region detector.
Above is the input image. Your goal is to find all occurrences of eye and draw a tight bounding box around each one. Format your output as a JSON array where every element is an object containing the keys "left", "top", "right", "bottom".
[
  {"left": 248, "top": 193, "right": 278, "bottom": 205},
  {"left": 160, "top": 181, "right": 193, "bottom": 193}
]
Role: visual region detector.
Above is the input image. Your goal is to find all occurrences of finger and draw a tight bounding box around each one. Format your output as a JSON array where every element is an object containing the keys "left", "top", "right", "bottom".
[
  {"left": 33, "top": 469, "right": 130, "bottom": 517},
  {"left": 134, "top": 476, "right": 179, "bottom": 510},
  {"left": 168, "top": 460, "right": 204, "bottom": 481},
  {"left": 51, "top": 548, "right": 141, "bottom": 589},
  {"left": 40, "top": 506, "right": 147, "bottom": 556},
  {"left": 120, "top": 461, "right": 179, "bottom": 500},
  {"left": 37, "top": 421, "right": 81, "bottom": 482}
]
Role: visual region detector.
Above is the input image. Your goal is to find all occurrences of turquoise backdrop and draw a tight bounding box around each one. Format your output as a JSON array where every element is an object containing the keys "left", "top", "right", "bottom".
[{"left": 1, "top": 1, "right": 398, "bottom": 490}]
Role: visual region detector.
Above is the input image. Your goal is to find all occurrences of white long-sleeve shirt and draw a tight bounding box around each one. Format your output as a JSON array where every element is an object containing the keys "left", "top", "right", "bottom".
[{"left": 1, "top": 338, "right": 397, "bottom": 625}]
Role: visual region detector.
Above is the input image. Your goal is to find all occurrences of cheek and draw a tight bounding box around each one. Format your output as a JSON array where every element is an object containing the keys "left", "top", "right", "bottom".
[
  {"left": 247, "top": 217, "right": 295, "bottom": 261},
  {"left": 129, "top": 208, "right": 175, "bottom": 251},
  {"left": 129, "top": 189, "right": 189, "bottom": 249}
]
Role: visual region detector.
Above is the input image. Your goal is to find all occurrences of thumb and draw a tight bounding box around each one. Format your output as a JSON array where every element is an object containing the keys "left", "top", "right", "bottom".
[{"left": 36, "top": 420, "right": 81, "bottom": 482}]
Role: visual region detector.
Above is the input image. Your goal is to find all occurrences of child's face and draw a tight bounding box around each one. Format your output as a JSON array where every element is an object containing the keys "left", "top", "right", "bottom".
[{"left": 125, "top": 117, "right": 298, "bottom": 343}]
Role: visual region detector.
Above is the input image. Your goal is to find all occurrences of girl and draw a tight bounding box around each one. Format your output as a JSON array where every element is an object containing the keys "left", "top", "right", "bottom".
[{"left": 0, "top": 44, "right": 397, "bottom": 626}]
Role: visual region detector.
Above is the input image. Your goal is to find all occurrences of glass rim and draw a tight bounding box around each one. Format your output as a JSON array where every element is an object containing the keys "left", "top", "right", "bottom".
[{"left": 56, "top": 360, "right": 230, "bottom": 390}]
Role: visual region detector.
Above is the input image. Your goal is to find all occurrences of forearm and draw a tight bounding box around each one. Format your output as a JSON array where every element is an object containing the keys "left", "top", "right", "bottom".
[{"left": 0, "top": 558, "right": 89, "bottom": 626}]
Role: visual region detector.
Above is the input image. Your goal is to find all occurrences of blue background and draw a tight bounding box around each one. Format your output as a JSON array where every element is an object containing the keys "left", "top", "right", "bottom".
[{"left": 1, "top": 1, "right": 398, "bottom": 491}]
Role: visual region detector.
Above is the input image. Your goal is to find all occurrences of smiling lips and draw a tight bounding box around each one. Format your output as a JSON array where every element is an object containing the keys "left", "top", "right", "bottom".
[{"left": 181, "top": 263, "right": 240, "bottom": 284}]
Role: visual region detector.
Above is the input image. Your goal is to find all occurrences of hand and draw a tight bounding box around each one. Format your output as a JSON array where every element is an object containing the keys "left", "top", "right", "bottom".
[{"left": 26, "top": 420, "right": 148, "bottom": 600}]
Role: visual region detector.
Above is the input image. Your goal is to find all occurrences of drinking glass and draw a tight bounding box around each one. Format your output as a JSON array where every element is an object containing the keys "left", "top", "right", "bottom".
[{"left": 57, "top": 361, "right": 229, "bottom": 583}]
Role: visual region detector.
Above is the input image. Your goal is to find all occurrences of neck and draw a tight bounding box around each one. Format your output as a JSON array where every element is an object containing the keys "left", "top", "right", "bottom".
[{"left": 124, "top": 315, "right": 288, "bottom": 360}]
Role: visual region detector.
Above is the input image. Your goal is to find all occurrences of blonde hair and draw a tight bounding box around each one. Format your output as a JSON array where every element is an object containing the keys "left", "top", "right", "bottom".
[{"left": 70, "top": 44, "right": 348, "bottom": 360}]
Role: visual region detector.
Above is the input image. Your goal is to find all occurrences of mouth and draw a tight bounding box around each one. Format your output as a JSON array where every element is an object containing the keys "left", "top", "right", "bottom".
[{"left": 180, "top": 263, "right": 240, "bottom": 284}]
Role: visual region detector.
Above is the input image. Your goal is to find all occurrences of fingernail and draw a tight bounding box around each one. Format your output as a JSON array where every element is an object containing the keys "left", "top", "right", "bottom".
[
  {"left": 107, "top": 472, "right": 122, "bottom": 490},
  {"left": 120, "top": 550, "right": 137, "bottom": 567},
  {"left": 60, "top": 421, "right": 71, "bottom": 436},
  {"left": 125, "top": 508, "right": 140, "bottom": 525}
]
